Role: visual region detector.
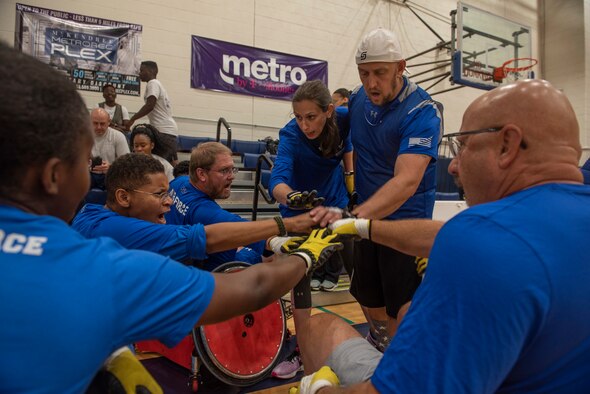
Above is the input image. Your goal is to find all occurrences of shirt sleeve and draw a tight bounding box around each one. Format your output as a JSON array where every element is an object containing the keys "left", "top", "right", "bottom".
[
  {"left": 114, "top": 131, "right": 130, "bottom": 157},
  {"left": 103, "top": 242, "right": 215, "bottom": 348},
  {"left": 121, "top": 105, "right": 130, "bottom": 120},
  {"left": 397, "top": 101, "right": 441, "bottom": 160},
  {"left": 95, "top": 214, "right": 207, "bottom": 262},
  {"left": 371, "top": 214, "right": 551, "bottom": 394},
  {"left": 235, "top": 246, "right": 263, "bottom": 264},
  {"left": 145, "top": 80, "right": 161, "bottom": 100},
  {"left": 269, "top": 125, "right": 296, "bottom": 195}
]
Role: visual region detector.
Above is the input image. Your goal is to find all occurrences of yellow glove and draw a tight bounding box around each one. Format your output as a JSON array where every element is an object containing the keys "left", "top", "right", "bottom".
[
  {"left": 290, "top": 229, "right": 343, "bottom": 274},
  {"left": 268, "top": 235, "right": 306, "bottom": 255},
  {"left": 344, "top": 171, "right": 355, "bottom": 195},
  {"left": 415, "top": 256, "right": 428, "bottom": 276},
  {"left": 329, "top": 218, "right": 371, "bottom": 240},
  {"left": 289, "top": 366, "right": 340, "bottom": 394},
  {"left": 91, "top": 347, "right": 163, "bottom": 394}
]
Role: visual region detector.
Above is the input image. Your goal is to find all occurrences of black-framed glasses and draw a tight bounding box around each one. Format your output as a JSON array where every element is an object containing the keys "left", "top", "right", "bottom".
[
  {"left": 206, "top": 167, "right": 239, "bottom": 177},
  {"left": 129, "top": 189, "right": 172, "bottom": 202},
  {"left": 445, "top": 127, "right": 502, "bottom": 156}
]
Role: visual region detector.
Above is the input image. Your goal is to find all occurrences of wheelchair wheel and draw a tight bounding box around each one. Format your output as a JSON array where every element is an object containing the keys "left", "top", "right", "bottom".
[{"left": 193, "top": 261, "right": 286, "bottom": 387}]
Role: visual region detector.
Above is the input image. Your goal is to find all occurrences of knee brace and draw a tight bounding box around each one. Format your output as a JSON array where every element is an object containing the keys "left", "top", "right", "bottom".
[{"left": 292, "top": 275, "right": 312, "bottom": 309}]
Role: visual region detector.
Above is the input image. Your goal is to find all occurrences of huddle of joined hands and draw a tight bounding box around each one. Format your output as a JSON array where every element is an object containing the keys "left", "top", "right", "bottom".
[{"left": 269, "top": 189, "right": 371, "bottom": 272}]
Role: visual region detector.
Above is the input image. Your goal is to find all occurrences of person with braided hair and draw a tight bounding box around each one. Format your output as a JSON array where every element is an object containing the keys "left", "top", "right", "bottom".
[
  {"left": 268, "top": 80, "right": 355, "bottom": 379},
  {"left": 130, "top": 123, "right": 174, "bottom": 181}
]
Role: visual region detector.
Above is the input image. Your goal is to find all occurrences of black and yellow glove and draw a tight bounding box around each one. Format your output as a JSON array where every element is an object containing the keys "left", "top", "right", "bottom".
[
  {"left": 268, "top": 235, "right": 307, "bottom": 255},
  {"left": 288, "top": 366, "right": 340, "bottom": 394},
  {"left": 286, "top": 190, "right": 325, "bottom": 210},
  {"left": 415, "top": 256, "right": 428, "bottom": 276},
  {"left": 290, "top": 229, "right": 343, "bottom": 274},
  {"left": 88, "top": 347, "right": 163, "bottom": 394}
]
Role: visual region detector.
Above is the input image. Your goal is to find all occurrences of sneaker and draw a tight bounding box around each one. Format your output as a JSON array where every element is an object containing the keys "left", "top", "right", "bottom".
[
  {"left": 310, "top": 279, "right": 321, "bottom": 291},
  {"left": 320, "top": 280, "right": 337, "bottom": 291},
  {"left": 271, "top": 350, "right": 303, "bottom": 379}
]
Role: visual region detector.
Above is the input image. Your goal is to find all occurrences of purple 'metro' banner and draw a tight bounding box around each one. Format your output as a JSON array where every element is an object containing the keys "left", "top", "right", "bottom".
[{"left": 191, "top": 35, "right": 328, "bottom": 101}]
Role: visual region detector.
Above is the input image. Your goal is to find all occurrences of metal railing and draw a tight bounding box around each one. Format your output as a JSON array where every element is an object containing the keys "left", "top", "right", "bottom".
[
  {"left": 216, "top": 117, "right": 232, "bottom": 148},
  {"left": 251, "top": 154, "right": 275, "bottom": 221}
]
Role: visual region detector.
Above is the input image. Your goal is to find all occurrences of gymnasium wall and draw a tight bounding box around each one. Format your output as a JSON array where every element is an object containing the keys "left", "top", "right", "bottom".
[
  {"left": 3, "top": 0, "right": 571, "bottom": 152},
  {"left": 542, "top": 0, "right": 589, "bottom": 163}
]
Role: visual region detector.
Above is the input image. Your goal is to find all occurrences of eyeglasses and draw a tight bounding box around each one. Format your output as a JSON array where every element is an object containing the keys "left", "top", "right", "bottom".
[
  {"left": 445, "top": 127, "right": 503, "bottom": 157},
  {"left": 207, "top": 167, "right": 239, "bottom": 176},
  {"left": 129, "top": 189, "right": 172, "bottom": 202}
]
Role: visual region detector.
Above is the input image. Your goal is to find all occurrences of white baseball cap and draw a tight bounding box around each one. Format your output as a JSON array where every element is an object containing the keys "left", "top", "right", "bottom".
[{"left": 355, "top": 28, "right": 403, "bottom": 64}]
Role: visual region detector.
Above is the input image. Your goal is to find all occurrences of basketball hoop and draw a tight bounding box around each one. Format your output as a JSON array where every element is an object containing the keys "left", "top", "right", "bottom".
[{"left": 492, "top": 57, "right": 538, "bottom": 83}]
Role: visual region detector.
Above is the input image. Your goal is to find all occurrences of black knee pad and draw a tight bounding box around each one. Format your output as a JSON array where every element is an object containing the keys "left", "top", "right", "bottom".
[{"left": 292, "top": 274, "right": 312, "bottom": 309}]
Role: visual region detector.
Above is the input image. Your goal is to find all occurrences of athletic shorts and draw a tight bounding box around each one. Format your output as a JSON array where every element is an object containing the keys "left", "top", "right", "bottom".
[
  {"left": 350, "top": 239, "right": 421, "bottom": 317},
  {"left": 158, "top": 132, "right": 178, "bottom": 163},
  {"left": 325, "top": 337, "right": 382, "bottom": 386}
]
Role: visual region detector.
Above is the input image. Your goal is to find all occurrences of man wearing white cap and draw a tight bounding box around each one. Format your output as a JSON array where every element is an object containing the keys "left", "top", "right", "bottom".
[{"left": 325, "top": 28, "right": 442, "bottom": 352}]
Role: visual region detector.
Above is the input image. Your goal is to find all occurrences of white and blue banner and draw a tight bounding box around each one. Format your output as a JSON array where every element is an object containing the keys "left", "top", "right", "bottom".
[{"left": 15, "top": 3, "right": 143, "bottom": 96}]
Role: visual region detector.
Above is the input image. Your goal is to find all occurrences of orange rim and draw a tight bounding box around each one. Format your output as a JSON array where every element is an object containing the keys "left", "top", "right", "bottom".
[{"left": 503, "top": 57, "right": 538, "bottom": 73}]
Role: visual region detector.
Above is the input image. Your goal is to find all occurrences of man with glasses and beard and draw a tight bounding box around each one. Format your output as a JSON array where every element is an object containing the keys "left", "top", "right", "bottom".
[{"left": 166, "top": 142, "right": 267, "bottom": 270}]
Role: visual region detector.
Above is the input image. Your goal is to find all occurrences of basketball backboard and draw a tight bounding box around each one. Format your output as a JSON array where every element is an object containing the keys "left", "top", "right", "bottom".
[{"left": 452, "top": 2, "right": 533, "bottom": 90}]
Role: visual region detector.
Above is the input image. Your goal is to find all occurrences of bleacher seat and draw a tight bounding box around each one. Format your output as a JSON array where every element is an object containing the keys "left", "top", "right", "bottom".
[
  {"left": 232, "top": 140, "right": 267, "bottom": 156},
  {"left": 177, "top": 136, "right": 212, "bottom": 152},
  {"left": 242, "top": 153, "right": 276, "bottom": 170}
]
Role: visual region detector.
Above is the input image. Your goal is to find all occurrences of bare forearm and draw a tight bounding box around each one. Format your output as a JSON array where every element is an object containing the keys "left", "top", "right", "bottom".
[
  {"left": 272, "top": 183, "right": 293, "bottom": 205},
  {"left": 197, "top": 255, "right": 307, "bottom": 325},
  {"left": 352, "top": 177, "right": 418, "bottom": 219},
  {"left": 204, "top": 220, "right": 279, "bottom": 253},
  {"left": 204, "top": 215, "right": 313, "bottom": 253},
  {"left": 245, "top": 256, "right": 307, "bottom": 310},
  {"left": 343, "top": 151, "right": 354, "bottom": 172},
  {"left": 129, "top": 103, "right": 154, "bottom": 123},
  {"left": 371, "top": 219, "right": 443, "bottom": 257}
]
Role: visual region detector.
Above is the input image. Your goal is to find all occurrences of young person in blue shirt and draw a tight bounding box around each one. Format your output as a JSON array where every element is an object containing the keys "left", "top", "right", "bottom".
[
  {"left": 0, "top": 43, "right": 343, "bottom": 393},
  {"left": 292, "top": 80, "right": 590, "bottom": 394},
  {"left": 165, "top": 142, "right": 272, "bottom": 271},
  {"left": 312, "top": 28, "right": 443, "bottom": 352},
  {"left": 268, "top": 80, "right": 355, "bottom": 379},
  {"left": 72, "top": 153, "right": 315, "bottom": 263}
]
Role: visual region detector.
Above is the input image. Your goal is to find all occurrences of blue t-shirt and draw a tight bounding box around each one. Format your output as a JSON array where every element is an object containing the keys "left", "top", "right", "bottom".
[
  {"left": 349, "top": 77, "right": 442, "bottom": 220},
  {"left": 371, "top": 183, "right": 590, "bottom": 393},
  {"left": 269, "top": 106, "right": 353, "bottom": 218},
  {"left": 166, "top": 176, "right": 265, "bottom": 270},
  {"left": 0, "top": 205, "right": 215, "bottom": 393},
  {"left": 72, "top": 203, "right": 208, "bottom": 263}
]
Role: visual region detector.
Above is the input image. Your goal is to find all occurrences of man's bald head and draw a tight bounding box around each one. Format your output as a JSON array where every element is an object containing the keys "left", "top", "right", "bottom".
[
  {"left": 91, "top": 108, "right": 111, "bottom": 137},
  {"left": 454, "top": 79, "right": 582, "bottom": 206}
]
